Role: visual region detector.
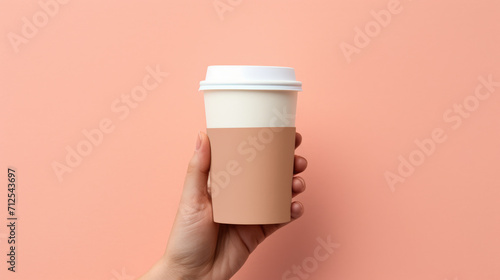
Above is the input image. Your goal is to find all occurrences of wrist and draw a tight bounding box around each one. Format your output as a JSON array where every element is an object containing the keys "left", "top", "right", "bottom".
[
  {"left": 139, "top": 256, "right": 186, "bottom": 280},
  {"left": 159, "top": 256, "right": 186, "bottom": 280}
]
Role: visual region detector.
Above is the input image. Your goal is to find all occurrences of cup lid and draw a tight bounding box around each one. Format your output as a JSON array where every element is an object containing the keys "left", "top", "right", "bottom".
[{"left": 199, "top": 65, "right": 302, "bottom": 91}]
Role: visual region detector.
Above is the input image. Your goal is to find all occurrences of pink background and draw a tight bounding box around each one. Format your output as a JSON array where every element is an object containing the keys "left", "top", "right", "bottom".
[{"left": 1, "top": 0, "right": 500, "bottom": 279}]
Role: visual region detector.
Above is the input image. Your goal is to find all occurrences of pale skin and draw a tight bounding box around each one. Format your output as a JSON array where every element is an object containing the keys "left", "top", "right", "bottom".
[{"left": 140, "top": 131, "right": 308, "bottom": 280}]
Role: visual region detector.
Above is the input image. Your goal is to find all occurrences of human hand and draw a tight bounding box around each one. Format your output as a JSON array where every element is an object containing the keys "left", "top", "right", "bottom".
[{"left": 140, "top": 131, "right": 308, "bottom": 280}]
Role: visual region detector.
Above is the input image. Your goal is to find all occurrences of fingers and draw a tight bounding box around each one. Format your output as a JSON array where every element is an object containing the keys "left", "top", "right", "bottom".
[
  {"left": 260, "top": 175, "right": 306, "bottom": 237},
  {"left": 292, "top": 176, "right": 306, "bottom": 198},
  {"left": 294, "top": 132, "right": 306, "bottom": 175},
  {"left": 290, "top": 201, "right": 304, "bottom": 219},
  {"left": 294, "top": 155, "right": 308, "bottom": 174},
  {"left": 295, "top": 132, "right": 302, "bottom": 149},
  {"left": 260, "top": 133, "right": 306, "bottom": 236}
]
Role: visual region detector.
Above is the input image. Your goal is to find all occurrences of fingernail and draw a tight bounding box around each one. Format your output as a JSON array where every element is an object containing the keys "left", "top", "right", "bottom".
[
  {"left": 299, "top": 177, "right": 306, "bottom": 187},
  {"left": 195, "top": 131, "right": 202, "bottom": 151}
]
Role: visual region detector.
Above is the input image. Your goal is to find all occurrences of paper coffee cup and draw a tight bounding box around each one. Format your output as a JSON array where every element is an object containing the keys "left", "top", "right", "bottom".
[{"left": 200, "top": 65, "right": 302, "bottom": 224}]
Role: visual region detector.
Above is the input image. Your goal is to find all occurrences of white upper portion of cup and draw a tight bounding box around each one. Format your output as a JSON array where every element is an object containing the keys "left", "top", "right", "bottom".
[
  {"left": 203, "top": 90, "right": 297, "bottom": 128},
  {"left": 199, "top": 65, "right": 302, "bottom": 91}
]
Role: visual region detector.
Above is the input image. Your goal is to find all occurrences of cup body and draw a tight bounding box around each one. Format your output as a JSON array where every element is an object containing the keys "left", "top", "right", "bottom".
[{"left": 200, "top": 66, "right": 301, "bottom": 224}]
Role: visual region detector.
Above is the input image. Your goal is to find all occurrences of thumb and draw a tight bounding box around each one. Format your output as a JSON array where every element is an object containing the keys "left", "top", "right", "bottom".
[{"left": 180, "top": 131, "right": 211, "bottom": 205}]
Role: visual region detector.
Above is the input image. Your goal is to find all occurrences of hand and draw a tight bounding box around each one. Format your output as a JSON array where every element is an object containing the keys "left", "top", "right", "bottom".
[{"left": 140, "top": 131, "right": 308, "bottom": 280}]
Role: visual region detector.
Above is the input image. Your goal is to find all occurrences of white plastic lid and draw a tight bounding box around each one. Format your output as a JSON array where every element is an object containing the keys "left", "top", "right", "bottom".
[{"left": 199, "top": 65, "right": 302, "bottom": 91}]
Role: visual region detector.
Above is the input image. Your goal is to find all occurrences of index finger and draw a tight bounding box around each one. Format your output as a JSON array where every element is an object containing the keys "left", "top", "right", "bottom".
[{"left": 295, "top": 132, "right": 302, "bottom": 149}]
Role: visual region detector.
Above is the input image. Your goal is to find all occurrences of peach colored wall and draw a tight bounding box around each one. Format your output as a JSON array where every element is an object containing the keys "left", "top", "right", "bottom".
[{"left": 1, "top": 0, "right": 499, "bottom": 279}]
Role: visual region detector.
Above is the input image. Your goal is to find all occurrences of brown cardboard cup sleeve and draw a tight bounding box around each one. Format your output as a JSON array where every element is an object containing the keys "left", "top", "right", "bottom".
[{"left": 207, "top": 127, "right": 296, "bottom": 224}]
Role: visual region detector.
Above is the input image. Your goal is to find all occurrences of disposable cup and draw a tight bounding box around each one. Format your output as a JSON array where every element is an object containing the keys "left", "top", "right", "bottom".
[{"left": 200, "top": 65, "right": 302, "bottom": 224}]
